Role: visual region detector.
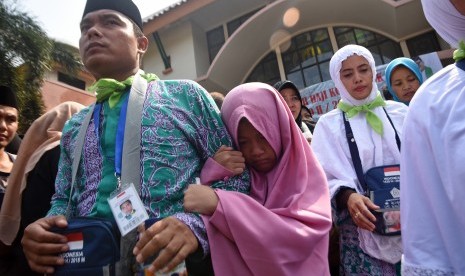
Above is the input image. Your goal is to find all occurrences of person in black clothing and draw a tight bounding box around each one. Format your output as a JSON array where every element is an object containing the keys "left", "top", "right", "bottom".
[
  {"left": 0, "top": 85, "right": 19, "bottom": 204},
  {"left": 0, "top": 102, "right": 84, "bottom": 275},
  {"left": 273, "top": 80, "right": 313, "bottom": 142},
  {"left": 5, "top": 134, "right": 21, "bottom": 155},
  {"left": 301, "top": 105, "right": 316, "bottom": 133},
  {"left": 2, "top": 146, "right": 60, "bottom": 275}
]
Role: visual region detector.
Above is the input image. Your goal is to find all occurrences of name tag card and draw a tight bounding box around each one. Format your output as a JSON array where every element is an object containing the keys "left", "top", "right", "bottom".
[{"left": 108, "top": 183, "right": 149, "bottom": 236}]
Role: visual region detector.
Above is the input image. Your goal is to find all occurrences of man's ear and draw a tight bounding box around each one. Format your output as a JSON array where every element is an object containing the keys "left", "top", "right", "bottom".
[{"left": 137, "top": 36, "right": 149, "bottom": 54}]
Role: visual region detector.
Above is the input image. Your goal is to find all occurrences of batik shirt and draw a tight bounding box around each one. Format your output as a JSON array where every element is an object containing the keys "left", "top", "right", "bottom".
[{"left": 48, "top": 79, "right": 250, "bottom": 253}]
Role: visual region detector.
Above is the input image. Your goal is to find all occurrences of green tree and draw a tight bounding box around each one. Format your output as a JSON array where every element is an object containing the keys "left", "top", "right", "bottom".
[{"left": 0, "top": 0, "right": 82, "bottom": 133}]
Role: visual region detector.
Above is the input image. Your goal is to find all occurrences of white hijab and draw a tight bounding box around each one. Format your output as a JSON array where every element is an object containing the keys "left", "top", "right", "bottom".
[
  {"left": 421, "top": 0, "right": 465, "bottom": 48},
  {"left": 328, "top": 45, "right": 402, "bottom": 178},
  {"left": 324, "top": 45, "right": 406, "bottom": 263},
  {"left": 329, "top": 44, "right": 378, "bottom": 106}
]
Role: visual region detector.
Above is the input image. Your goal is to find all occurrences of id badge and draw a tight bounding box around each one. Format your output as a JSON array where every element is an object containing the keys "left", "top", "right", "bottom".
[{"left": 108, "top": 183, "right": 149, "bottom": 236}]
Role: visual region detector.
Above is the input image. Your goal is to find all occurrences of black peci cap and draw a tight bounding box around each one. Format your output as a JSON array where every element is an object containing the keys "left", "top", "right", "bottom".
[
  {"left": 82, "top": 0, "right": 143, "bottom": 30},
  {"left": 0, "top": 85, "right": 18, "bottom": 109}
]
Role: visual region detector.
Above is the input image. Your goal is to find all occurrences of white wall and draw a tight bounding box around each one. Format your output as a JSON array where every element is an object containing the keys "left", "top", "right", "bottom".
[
  {"left": 192, "top": 21, "right": 210, "bottom": 77},
  {"left": 143, "top": 21, "right": 198, "bottom": 80}
]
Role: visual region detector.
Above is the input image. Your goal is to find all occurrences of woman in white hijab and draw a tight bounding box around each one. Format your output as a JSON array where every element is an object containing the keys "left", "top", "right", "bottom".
[
  {"left": 401, "top": 1, "right": 465, "bottom": 275},
  {"left": 312, "top": 44, "right": 408, "bottom": 275}
]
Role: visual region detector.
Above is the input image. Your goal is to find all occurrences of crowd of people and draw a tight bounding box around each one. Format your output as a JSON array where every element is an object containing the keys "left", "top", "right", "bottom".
[{"left": 0, "top": 0, "right": 463, "bottom": 275}]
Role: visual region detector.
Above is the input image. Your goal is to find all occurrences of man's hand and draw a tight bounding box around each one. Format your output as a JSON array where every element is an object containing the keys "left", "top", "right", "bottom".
[
  {"left": 213, "top": 145, "right": 245, "bottom": 175},
  {"left": 347, "top": 193, "right": 379, "bottom": 232},
  {"left": 21, "top": 215, "right": 69, "bottom": 274},
  {"left": 184, "top": 184, "right": 218, "bottom": 215},
  {"left": 133, "top": 217, "right": 198, "bottom": 274}
]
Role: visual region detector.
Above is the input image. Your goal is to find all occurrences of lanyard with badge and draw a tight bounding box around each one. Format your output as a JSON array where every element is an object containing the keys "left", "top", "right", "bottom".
[{"left": 93, "top": 97, "right": 149, "bottom": 236}]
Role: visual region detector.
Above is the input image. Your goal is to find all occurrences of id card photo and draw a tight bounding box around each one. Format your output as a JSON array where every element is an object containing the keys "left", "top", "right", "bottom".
[{"left": 108, "top": 183, "right": 149, "bottom": 236}]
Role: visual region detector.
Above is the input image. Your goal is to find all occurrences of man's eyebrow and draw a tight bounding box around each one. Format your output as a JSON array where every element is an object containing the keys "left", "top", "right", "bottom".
[
  {"left": 100, "top": 13, "right": 124, "bottom": 22},
  {"left": 80, "top": 13, "right": 124, "bottom": 27},
  {"left": 80, "top": 18, "right": 89, "bottom": 28}
]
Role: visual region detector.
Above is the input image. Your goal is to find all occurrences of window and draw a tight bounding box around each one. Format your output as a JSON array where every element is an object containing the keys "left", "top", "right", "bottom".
[
  {"left": 246, "top": 27, "right": 405, "bottom": 89},
  {"left": 334, "top": 27, "right": 402, "bottom": 64},
  {"left": 246, "top": 52, "right": 280, "bottom": 86},
  {"left": 207, "top": 26, "right": 225, "bottom": 63},
  {"left": 406, "top": 31, "right": 441, "bottom": 57},
  {"left": 57, "top": 72, "right": 86, "bottom": 90},
  {"left": 227, "top": 9, "right": 260, "bottom": 36},
  {"left": 280, "top": 28, "right": 334, "bottom": 89},
  {"left": 207, "top": 8, "right": 262, "bottom": 64}
]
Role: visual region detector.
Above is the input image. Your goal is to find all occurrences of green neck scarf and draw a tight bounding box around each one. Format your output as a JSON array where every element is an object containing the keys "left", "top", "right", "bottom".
[
  {"left": 89, "top": 72, "right": 159, "bottom": 108},
  {"left": 453, "top": 40, "right": 465, "bottom": 62},
  {"left": 337, "top": 94, "right": 386, "bottom": 135}
]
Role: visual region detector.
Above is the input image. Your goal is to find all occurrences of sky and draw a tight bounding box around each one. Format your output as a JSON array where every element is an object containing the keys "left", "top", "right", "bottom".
[{"left": 14, "top": 0, "right": 182, "bottom": 47}]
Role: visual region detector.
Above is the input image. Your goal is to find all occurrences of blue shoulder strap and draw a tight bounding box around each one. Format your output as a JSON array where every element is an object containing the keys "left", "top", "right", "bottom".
[
  {"left": 342, "top": 108, "right": 400, "bottom": 192},
  {"left": 66, "top": 72, "right": 147, "bottom": 218},
  {"left": 342, "top": 112, "right": 367, "bottom": 191}
]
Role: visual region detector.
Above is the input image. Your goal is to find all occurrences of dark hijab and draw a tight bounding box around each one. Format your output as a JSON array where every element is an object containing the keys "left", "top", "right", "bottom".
[{"left": 273, "top": 80, "right": 303, "bottom": 130}]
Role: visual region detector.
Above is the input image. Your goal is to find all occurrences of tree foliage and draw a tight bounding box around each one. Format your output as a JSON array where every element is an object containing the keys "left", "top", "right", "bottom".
[{"left": 0, "top": 0, "right": 82, "bottom": 133}]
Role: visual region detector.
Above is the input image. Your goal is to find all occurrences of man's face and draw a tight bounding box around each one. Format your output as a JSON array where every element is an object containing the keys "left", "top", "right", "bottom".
[
  {"left": 79, "top": 9, "right": 147, "bottom": 80},
  {"left": 0, "top": 105, "right": 18, "bottom": 150},
  {"left": 120, "top": 201, "right": 133, "bottom": 215}
]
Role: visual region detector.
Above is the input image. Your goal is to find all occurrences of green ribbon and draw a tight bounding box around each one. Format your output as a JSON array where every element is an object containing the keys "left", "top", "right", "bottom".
[
  {"left": 453, "top": 40, "right": 465, "bottom": 62},
  {"left": 337, "top": 94, "right": 386, "bottom": 135},
  {"left": 89, "top": 73, "right": 159, "bottom": 108}
]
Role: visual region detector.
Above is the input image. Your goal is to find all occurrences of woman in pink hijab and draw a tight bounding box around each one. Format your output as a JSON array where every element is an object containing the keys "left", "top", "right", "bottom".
[{"left": 184, "top": 82, "right": 331, "bottom": 276}]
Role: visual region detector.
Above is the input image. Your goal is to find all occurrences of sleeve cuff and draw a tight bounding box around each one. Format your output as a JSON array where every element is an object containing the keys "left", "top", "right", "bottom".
[
  {"left": 200, "top": 157, "right": 235, "bottom": 185},
  {"left": 335, "top": 187, "right": 356, "bottom": 211},
  {"left": 173, "top": 212, "right": 209, "bottom": 256}
]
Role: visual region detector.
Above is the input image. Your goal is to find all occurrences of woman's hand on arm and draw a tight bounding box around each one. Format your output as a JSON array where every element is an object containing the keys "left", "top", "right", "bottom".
[
  {"left": 213, "top": 145, "right": 245, "bottom": 176},
  {"left": 183, "top": 185, "right": 219, "bottom": 216}
]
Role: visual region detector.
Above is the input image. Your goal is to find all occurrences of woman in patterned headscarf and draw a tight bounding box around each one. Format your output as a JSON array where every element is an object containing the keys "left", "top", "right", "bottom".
[{"left": 312, "top": 45, "right": 408, "bottom": 275}]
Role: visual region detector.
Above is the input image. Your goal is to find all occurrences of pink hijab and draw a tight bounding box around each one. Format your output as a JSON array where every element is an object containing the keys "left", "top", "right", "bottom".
[{"left": 203, "top": 82, "right": 332, "bottom": 276}]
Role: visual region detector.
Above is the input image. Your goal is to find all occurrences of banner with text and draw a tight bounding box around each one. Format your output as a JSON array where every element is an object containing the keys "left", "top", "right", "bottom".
[{"left": 301, "top": 51, "right": 444, "bottom": 121}]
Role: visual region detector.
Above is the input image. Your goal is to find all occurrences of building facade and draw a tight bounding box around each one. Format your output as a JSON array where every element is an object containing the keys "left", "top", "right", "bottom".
[
  {"left": 41, "top": 68, "right": 95, "bottom": 111},
  {"left": 141, "top": 0, "right": 453, "bottom": 94}
]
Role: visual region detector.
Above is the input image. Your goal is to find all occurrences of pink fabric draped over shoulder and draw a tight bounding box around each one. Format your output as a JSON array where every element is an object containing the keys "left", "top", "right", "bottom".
[{"left": 204, "top": 82, "right": 332, "bottom": 276}]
